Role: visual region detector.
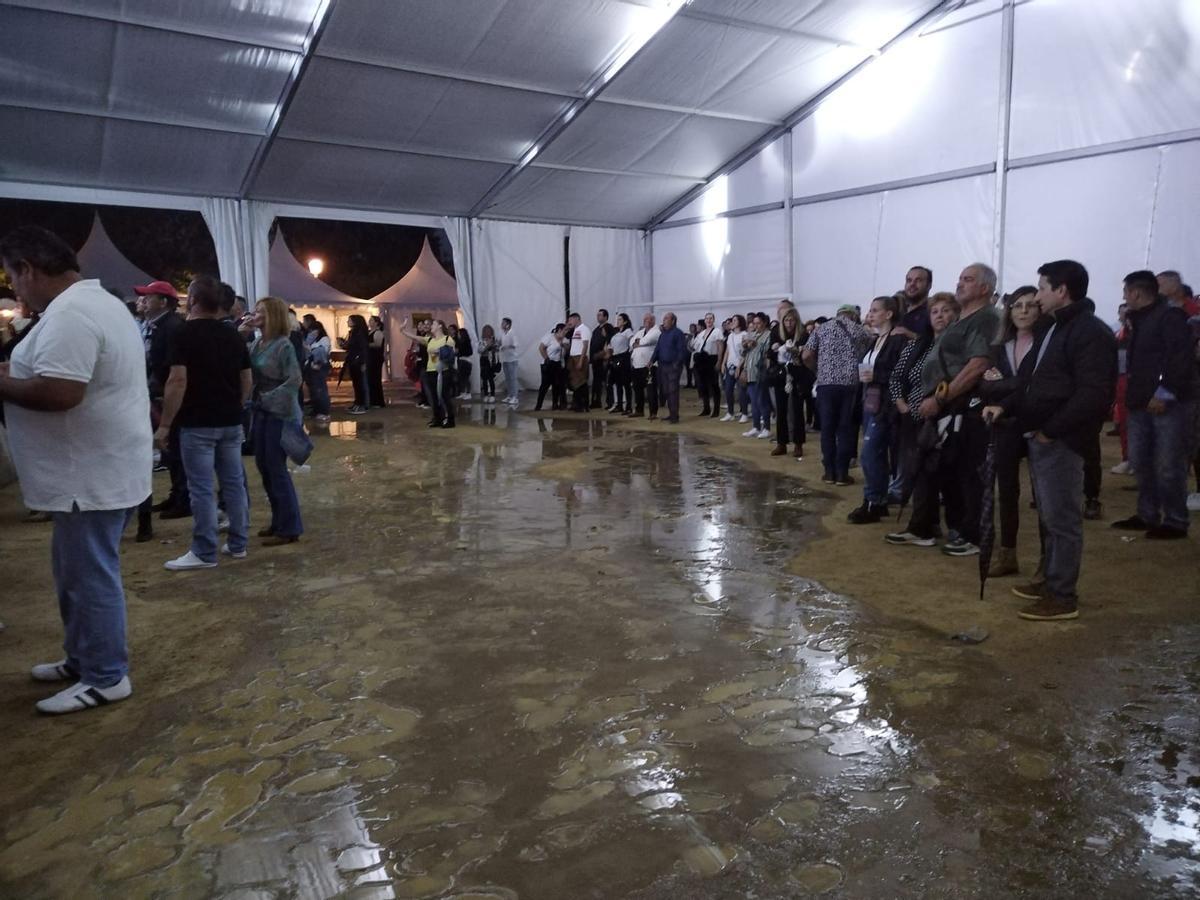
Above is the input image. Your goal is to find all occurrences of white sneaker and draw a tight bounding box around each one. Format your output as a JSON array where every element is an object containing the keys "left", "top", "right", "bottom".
[
  {"left": 1110, "top": 460, "right": 1134, "bottom": 475},
  {"left": 216, "top": 512, "right": 230, "bottom": 532},
  {"left": 742, "top": 428, "right": 759, "bottom": 437},
  {"left": 1188, "top": 492, "right": 1200, "bottom": 512},
  {"left": 164, "top": 550, "right": 217, "bottom": 571},
  {"left": 459, "top": 392, "right": 471, "bottom": 400},
  {"left": 292, "top": 464, "right": 311, "bottom": 475},
  {"left": 36, "top": 676, "right": 131, "bottom": 715},
  {"left": 31, "top": 660, "right": 77, "bottom": 682},
  {"left": 221, "top": 543, "right": 247, "bottom": 560},
  {"left": 720, "top": 413, "right": 734, "bottom": 422},
  {"left": 756, "top": 429, "right": 771, "bottom": 439}
]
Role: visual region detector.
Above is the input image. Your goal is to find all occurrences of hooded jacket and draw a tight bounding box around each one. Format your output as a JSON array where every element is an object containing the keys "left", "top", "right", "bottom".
[
  {"left": 1125, "top": 297, "right": 1198, "bottom": 410},
  {"left": 1000, "top": 298, "right": 1116, "bottom": 456}
]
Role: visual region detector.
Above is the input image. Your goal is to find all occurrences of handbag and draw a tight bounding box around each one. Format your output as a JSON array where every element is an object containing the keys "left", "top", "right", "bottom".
[
  {"left": 765, "top": 361, "right": 786, "bottom": 388},
  {"left": 280, "top": 420, "right": 314, "bottom": 466}
]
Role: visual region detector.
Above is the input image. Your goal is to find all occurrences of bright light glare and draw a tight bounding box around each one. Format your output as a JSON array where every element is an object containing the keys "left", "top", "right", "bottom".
[
  {"left": 818, "top": 35, "right": 939, "bottom": 140},
  {"left": 700, "top": 175, "right": 729, "bottom": 273},
  {"left": 307, "top": 257, "right": 324, "bottom": 277},
  {"left": 601, "top": 0, "right": 688, "bottom": 85}
]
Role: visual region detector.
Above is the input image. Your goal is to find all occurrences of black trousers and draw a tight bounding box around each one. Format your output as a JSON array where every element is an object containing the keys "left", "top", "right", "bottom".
[
  {"left": 350, "top": 361, "right": 368, "bottom": 408},
  {"left": 590, "top": 360, "right": 611, "bottom": 408},
  {"left": 457, "top": 359, "right": 472, "bottom": 397},
  {"left": 610, "top": 353, "right": 631, "bottom": 410},
  {"left": 163, "top": 416, "right": 189, "bottom": 511},
  {"left": 774, "top": 377, "right": 807, "bottom": 449},
  {"left": 694, "top": 355, "right": 721, "bottom": 415},
  {"left": 994, "top": 424, "right": 1027, "bottom": 549},
  {"left": 536, "top": 360, "right": 563, "bottom": 410},
  {"left": 367, "top": 349, "right": 386, "bottom": 406},
  {"left": 480, "top": 362, "right": 496, "bottom": 398},
  {"left": 632, "top": 366, "right": 658, "bottom": 416},
  {"left": 950, "top": 412, "right": 989, "bottom": 545},
  {"left": 422, "top": 370, "right": 456, "bottom": 424}
]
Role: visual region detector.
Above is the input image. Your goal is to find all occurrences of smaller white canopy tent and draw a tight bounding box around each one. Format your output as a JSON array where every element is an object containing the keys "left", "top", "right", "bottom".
[
  {"left": 370, "top": 237, "right": 461, "bottom": 385},
  {"left": 268, "top": 227, "right": 363, "bottom": 307},
  {"left": 76, "top": 213, "right": 154, "bottom": 296}
]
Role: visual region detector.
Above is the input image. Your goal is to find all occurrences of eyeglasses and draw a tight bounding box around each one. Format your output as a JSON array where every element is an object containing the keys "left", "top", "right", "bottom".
[{"left": 1011, "top": 302, "right": 1039, "bottom": 311}]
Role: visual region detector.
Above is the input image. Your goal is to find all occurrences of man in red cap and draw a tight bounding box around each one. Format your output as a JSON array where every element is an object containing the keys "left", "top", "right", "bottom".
[{"left": 134, "top": 280, "right": 189, "bottom": 518}]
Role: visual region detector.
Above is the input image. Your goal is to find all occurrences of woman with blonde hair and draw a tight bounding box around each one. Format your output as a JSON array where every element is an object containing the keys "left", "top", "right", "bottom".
[{"left": 250, "top": 296, "right": 304, "bottom": 544}]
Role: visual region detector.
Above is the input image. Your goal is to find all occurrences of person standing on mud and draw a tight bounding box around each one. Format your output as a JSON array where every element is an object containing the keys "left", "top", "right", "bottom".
[
  {"left": 566, "top": 312, "right": 591, "bottom": 412},
  {"left": 589, "top": 309, "right": 615, "bottom": 410},
  {"left": 651, "top": 312, "right": 688, "bottom": 424},
  {"left": 0, "top": 226, "right": 151, "bottom": 714},
  {"left": 984, "top": 260, "right": 1116, "bottom": 622},
  {"left": 629, "top": 313, "right": 659, "bottom": 419}
]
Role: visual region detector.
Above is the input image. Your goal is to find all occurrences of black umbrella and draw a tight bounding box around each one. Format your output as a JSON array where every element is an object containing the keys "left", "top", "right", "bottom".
[{"left": 977, "top": 422, "right": 997, "bottom": 601}]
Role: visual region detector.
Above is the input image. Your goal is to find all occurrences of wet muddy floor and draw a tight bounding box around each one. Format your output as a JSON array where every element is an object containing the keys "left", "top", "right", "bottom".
[{"left": 0, "top": 394, "right": 1197, "bottom": 899}]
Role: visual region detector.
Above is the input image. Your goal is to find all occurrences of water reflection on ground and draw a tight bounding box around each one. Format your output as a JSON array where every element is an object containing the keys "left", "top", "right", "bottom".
[{"left": 0, "top": 404, "right": 1196, "bottom": 898}]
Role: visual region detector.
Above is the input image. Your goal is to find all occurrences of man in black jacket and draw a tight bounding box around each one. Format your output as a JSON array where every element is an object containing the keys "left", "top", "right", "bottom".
[
  {"left": 1111, "top": 270, "right": 1198, "bottom": 538},
  {"left": 589, "top": 309, "right": 615, "bottom": 409},
  {"left": 136, "top": 280, "right": 189, "bottom": 518},
  {"left": 984, "top": 260, "right": 1116, "bottom": 621}
]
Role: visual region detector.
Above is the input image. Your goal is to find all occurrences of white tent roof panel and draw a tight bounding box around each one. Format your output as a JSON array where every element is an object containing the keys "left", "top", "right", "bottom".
[
  {"left": 1, "top": 5, "right": 296, "bottom": 133},
  {"left": 6, "top": 0, "right": 325, "bottom": 50},
  {"left": 252, "top": 140, "right": 510, "bottom": 215},
  {"left": 0, "top": 106, "right": 261, "bottom": 194},
  {"left": 489, "top": 168, "right": 689, "bottom": 227},
  {"left": 320, "top": 0, "right": 653, "bottom": 95},
  {"left": 686, "top": 0, "right": 938, "bottom": 47},
  {"left": 280, "top": 59, "right": 566, "bottom": 163}
]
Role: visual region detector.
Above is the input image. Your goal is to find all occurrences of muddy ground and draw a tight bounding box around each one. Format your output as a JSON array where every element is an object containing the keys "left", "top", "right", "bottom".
[{"left": 0, "top": 385, "right": 1196, "bottom": 899}]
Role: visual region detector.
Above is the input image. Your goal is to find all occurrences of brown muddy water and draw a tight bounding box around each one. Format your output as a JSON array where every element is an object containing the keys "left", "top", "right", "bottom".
[{"left": 0, "top": 403, "right": 1197, "bottom": 899}]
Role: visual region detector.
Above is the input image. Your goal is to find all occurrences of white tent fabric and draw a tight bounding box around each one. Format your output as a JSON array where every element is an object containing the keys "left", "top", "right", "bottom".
[
  {"left": 651, "top": 0, "right": 1200, "bottom": 327},
  {"left": 472, "top": 219, "right": 567, "bottom": 388},
  {"left": 568, "top": 226, "right": 651, "bottom": 325},
  {"left": 75, "top": 213, "right": 153, "bottom": 295},
  {"left": 268, "top": 227, "right": 363, "bottom": 306}
]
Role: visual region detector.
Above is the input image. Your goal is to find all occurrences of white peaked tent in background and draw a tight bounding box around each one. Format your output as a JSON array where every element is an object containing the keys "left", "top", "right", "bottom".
[
  {"left": 75, "top": 214, "right": 154, "bottom": 297},
  {"left": 1, "top": 0, "right": 1198, "bottom": 366},
  {"left": 370, "top": 237, "right": 461, "bottom": 381},
  {"left": 268, "top": 227, "right": 362, "bottom": 307}
]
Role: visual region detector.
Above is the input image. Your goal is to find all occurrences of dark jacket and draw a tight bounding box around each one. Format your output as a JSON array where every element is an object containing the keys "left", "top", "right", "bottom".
[
  {"left": 861, "top": 332, "right": 907, "bottom": 391},
  {"left": 1125, "top": 298, "right": 1198, "bottom": 410},
  {"left": 652, "top": 325, "right": 689, "bottom": 366},
  {"left": 454, "top": 329, "right": 473, "bottom": 360},
  {"left": 1001, "top": 298, "right": 1116, "bottom": 456},
  {"left": 344, "top": 325, "right": 369, "bottom": 368}
]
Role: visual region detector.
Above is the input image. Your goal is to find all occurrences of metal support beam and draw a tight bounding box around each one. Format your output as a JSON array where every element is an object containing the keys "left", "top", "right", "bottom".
[
  {"left": 789, "top": 164, "right": 995, "bottom": 207},
  {"left": 680, "top": 7, "right": 877, "bottom": 53},
  {"left": 644, "top": 0, "right": 968, "bottom": 230},
  {"left": 0, "top": 100, "right": 264, "bottom": 138},
  {"left": 1006, "top": 129, "right": 1200, "bottom": 171},
  {"left": 239, "top": 0, "right": 339, "bottom": 197},
  {"left": 467, "top": 2, "right": 690, "bottom": 219},
  {"left": 991, "top": 0, "right": 1015, "bottom": 280},
  {"left": 652, "top": 201, "right": 786, "bottom": 231}
]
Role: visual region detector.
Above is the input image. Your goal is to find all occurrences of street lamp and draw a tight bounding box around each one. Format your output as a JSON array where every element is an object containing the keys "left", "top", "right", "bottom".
[{"left": 307, "top": 257, "right": 325, "bottom": 278}]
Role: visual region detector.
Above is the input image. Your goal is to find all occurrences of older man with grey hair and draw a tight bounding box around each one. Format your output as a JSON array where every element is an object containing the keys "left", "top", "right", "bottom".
[{"left": 913, "top": 262, "right": 1004, "bottom": 558}]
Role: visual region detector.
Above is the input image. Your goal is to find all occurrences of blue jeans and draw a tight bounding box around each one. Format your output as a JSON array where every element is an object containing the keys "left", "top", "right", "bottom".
[
  {"left": 723, "top": 369, "right": 748, "bottom": 416},
  {"left": 501, "top": 361, "right": 519, "bottom": 402},
  {"left": 51, "top": 505, "right": 133, "bottom": 687},
  {"left": 816, "top": 384, "right": 858, "bottom": 478},
  {"left": 750, "top": 381, "right": 771, "bottom": 430},
  {"left": 306, "top": 366, "right": 330, "bottom": 416},
  {"left": 181, "top": 425, "right": 250, "bottom": 561},
  {"left": 1027, "top": 437, "right": 1084, "bottom": 604},
  {"left": 1129, "top": 402, "right": 1194, "bottom": 530},
  {"left": 860, "top": 410, "right": 892, "bottom": 504},
  {"left": 254, "top": 414, "right": 303, "bottom": 538}
]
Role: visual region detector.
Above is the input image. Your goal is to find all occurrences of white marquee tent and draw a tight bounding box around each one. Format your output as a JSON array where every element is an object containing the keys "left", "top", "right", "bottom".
[{"left": 2, "top": 0, "right": 1198, "bottom": 370}]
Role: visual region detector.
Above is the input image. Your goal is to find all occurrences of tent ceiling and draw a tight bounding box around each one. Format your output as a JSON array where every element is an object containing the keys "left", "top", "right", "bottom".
[{"left": 0, "top": 0, "right": 952, "bottom": 226}]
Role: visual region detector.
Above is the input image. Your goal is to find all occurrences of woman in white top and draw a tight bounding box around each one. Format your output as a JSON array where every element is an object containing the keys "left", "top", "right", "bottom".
[
  {"left": 721, "top": 314, "right": 749, "bottom": 422},
  {"left": 606, "top": 313, "right": 635, "bottom": 413},
  {"left": 691, "top": 312, "right": 724, "bottom": 418},
  {"left": 535, "top": 322, "right": 566, "bottom": 411}
]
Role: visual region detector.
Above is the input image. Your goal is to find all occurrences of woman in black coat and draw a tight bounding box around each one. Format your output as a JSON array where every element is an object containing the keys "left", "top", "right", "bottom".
[
  {"left": 978, "top": 286, "right": 1041, "bottom": 576},
  {"left": 367, "top": 315, "right": 387, "bottom": 408},
  {"left": 848, "top": 295, "right": 909, "bottom": 523},
  {"left": 343, "top": 314, "right": 370, "bottom": 414}
]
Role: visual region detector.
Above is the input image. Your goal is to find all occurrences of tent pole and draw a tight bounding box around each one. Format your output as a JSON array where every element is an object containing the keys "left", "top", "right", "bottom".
[{"left": 992, "top": 0, "right": 1016, "bottom": 286}]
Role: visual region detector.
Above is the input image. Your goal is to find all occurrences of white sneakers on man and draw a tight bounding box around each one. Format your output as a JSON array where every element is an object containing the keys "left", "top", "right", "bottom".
[
  {"left": 1110, "top": 460, "right": 1133, "bottom": 475},
  {"left": 164, "top": 550, "right": 217, "bottom": 571},
  {"left": 36, "top": 676, "right": 132, "bottom": 715},
  {"left": 720, "top": 413, "right": 734, "bottom": 422},
  {"left": 756, "top": 429, "right": 771, "bottom": 439},
  {"left": 738, "top": 414, "right": 750, "bottom": 424},
  {"left": 742, "top": 427, "right": 758, "bottom": 437},
  {"left": 221, "top": 543, "right": 247, "bottom": 560},
  {"left": 31, "top": 660, "right": 76, "bottom": 682},
  {"left": 1188, "top": 493, "right": 1200, "bottom": 512}
]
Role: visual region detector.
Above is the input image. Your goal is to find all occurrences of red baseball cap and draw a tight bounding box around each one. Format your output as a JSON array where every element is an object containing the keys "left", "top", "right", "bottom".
[{"left": 133, "top": 280, "right": 178, "bottom": 298}]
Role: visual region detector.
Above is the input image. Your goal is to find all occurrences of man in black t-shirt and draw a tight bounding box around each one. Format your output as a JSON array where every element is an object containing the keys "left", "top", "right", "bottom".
[{"left": 155, "top": 276, "right": 253, "bottom": 571}]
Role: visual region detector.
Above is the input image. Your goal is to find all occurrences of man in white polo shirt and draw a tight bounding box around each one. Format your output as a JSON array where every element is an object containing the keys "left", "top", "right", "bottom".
[{"left": 0, "top": 226, "right": 151, "bottom": 715}]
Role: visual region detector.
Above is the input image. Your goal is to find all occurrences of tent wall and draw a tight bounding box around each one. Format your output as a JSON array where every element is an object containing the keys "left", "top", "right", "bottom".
[{"left": 649, "top": 0, "right": 1200, "bottom": 327}]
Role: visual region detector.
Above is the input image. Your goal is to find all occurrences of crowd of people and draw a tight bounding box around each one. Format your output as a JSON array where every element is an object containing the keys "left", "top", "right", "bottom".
[
  {"left": 0, "top": 220, "right": 1197, "bottom": 715},
  {"left": 0, "top": 227, "right": 316, "bottom": 713},
  {"left": 467, "top": 261, "right": 1197, "bottom": 624}
]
